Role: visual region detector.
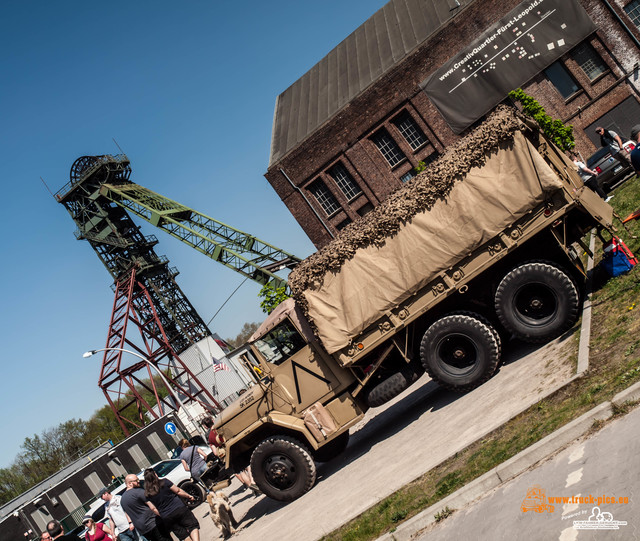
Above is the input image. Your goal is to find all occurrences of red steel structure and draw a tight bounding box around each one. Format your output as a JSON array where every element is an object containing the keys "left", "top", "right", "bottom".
[{"left": 100, "top": 266, "right": 221, "bottom": 435}]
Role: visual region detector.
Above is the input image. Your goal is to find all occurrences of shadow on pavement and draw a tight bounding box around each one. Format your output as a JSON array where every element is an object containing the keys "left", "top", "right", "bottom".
[{"left": 314, "top": 332, "right": 573, "bottom": 487}]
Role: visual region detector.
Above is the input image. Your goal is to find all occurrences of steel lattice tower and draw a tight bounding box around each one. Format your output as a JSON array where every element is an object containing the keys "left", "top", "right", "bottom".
[
  {"left": 56, "top": 155, "right": 211, "bottom": 352},
  {"left": 100, "top": 266, "right": 220, "bottom": 434},
  {"left": 56, "top": 155, "right": 218, "bottom": 432}
]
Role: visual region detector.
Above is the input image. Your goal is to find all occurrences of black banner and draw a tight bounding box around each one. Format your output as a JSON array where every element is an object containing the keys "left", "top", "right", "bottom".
[{"left": 421, "top": 0, "right": 596, "bottom": 134}]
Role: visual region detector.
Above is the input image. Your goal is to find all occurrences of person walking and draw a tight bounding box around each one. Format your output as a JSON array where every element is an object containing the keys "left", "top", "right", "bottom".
[
  {"left": 120, "top": 473, "right": 171, "bottom": 541},
  {"left": 143, "top": 468, "right": 201, "bottom": 541},
  {"left": 98, "top": 487, "right": 138, "bottom": 541},
  {"left": 179, "top": 439, "right": 209, "bottom": 483},
  {"left": 81, "top": 515, "right": 113, "bottom": 541},
  {"left": 596, "top": 126, "right": 631, "bottom": 168}
]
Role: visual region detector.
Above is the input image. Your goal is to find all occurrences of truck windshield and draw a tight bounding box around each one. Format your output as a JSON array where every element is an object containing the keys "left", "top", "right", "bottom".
[{"left": 253, "top": 319, "right": 306, "bottom": 365}]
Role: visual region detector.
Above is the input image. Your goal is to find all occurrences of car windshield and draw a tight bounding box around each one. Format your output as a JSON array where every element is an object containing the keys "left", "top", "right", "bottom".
[
  {"left": 253, "top": 319, "right": 306, "bottom": 365},
  {"left": 153, "top": 460, "right": 181, "bottom": 477}
]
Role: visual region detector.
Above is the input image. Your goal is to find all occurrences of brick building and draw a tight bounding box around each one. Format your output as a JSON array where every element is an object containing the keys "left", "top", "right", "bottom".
[{"left": 265, "top": 0, "right": 640, "bottom": 248}]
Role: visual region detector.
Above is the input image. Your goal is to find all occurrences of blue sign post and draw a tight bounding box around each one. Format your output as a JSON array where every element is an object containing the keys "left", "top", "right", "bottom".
[{"left": 164, "top": 422, "right": 177, "bottom": 435}]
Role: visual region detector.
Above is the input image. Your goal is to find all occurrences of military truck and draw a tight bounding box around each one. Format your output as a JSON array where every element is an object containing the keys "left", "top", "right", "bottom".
[{"left": 213, "top": 106, "right": 614, "bottom": 501}]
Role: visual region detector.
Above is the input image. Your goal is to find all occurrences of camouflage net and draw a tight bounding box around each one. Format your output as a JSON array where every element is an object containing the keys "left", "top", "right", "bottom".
[{"left": 289, "top": 105, "right": 528, "bottom": 308}]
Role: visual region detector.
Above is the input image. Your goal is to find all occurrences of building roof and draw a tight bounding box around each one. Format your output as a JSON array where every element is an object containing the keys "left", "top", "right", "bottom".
[{"left": 268, "top": 0, "right": 472, "bottom": 166}]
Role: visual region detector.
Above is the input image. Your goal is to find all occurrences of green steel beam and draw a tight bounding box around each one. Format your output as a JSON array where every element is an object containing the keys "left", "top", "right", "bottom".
[{"left": 99, "top": 182, "right": 301, "bottom": 289}]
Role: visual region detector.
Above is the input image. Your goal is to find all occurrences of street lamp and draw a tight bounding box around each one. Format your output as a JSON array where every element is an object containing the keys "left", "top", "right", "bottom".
[{"left": 83, "top": 347, "right": 206, "bottom": 438}]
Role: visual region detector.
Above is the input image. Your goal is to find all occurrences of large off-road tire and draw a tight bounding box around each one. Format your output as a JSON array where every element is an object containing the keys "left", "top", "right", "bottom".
[
  {"left": 250, "top": 435, "right": 316, "bottom": 501},
  {"left": 313, "top": 431, "right": 350, "bottom": 462},
  {"left": 494, "top": 261, "right": 579, "bottom": 343},
  {"left": 367, "top": 366, "right": 422, "bottom": 407},
  {"left": 450, "top": 311, "right": 502, "bottom": 364},
  {"left": 179, "top": 480, "right": 205, "bottom": 509},
  {"left": 419, "top": 314, "right": 500, "bottom": 392}
]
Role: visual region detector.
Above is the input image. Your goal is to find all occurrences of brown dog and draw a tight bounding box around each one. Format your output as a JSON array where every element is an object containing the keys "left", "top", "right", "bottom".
[{"left": 207, "top": 491, "right": 238, "bottom": 539}]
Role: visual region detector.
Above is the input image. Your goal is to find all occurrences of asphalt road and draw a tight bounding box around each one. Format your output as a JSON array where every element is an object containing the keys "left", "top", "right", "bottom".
[
  {"left": 191, "top": 333, "right": 577, "bottom": 541},
  {"left": 414, "top": 404, "right": 640, "bottom": 541}
]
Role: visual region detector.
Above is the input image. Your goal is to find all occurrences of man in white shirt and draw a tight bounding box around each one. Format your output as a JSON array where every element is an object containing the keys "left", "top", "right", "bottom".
[
  {"left": 99, "top": 487, "right": 138, "bottom": 541},
  {"left": 571, "top": 152, "right": 608, "bottom": 200}
]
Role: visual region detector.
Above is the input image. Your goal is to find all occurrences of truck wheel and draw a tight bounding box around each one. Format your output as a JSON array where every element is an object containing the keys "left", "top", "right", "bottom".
[
  {"left": 367, "top": 366, "right": 421, "bottom": 407},
  {"left": 250, "top": 435, "right": 316, "bottom": 501},
  {"left": 451, "top": 311, "right": 502, "bottom": 363},
  {"left": 420, "top": 314, "right": 500, "bottom": 392},
  {"left": 495, "top": 261, "right": 579, "bottom": 343},
  {"left": 313, "top": 431, "right": 350, "bottom": 462},
  {"left": 179, "top": 480, "right": 205, "bottom": 508}
]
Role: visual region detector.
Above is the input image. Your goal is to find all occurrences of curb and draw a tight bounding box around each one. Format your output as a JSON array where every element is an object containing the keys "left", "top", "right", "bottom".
[
  {"left": 577, "top": 232, "right": 596, "bottom": 374},
  {"left": 378, "top": 381, "right": 640, "bottom": 541}
]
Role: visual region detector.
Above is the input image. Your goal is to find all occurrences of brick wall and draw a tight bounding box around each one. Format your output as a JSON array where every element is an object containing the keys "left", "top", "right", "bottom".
[{"left": 265, "top": 0, "right": 640, "bottom": 248}]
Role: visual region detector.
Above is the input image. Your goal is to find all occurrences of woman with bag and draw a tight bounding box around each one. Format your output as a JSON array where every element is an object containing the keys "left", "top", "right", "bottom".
[
  {"left": 82, "top": 515, "right": 114, "bottom": 541},
  {"left": 178, "top": 439, "right": 208, "bottom": 482}
]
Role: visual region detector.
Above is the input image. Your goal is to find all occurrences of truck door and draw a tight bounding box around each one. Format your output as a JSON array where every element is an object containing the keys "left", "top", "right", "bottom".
[{"left": 253, "top": 318, "right": 342, "bottom": 413}]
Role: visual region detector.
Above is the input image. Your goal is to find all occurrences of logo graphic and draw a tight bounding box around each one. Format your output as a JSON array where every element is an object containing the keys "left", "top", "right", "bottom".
[
  {"left": 573, "top": 506, "right": 627, "bottom": 530},
  {"left": 521, "top": 485, "right": 555, "bottom": 513}
]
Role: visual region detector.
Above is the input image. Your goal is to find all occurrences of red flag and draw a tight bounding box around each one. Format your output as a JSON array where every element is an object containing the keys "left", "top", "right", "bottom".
[{"left": 214, "top": 338, "right": 231, "bottom": 353}]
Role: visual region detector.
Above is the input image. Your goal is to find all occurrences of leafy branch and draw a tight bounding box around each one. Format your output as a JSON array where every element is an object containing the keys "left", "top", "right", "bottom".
[{"left": 509, "top": 88, "right": 575, "bottom": 151}]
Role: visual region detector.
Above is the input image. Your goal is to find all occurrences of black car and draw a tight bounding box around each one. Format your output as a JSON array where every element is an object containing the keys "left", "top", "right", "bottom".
[{"left": 586, "top": 140, "right": 636, "bottom": 192}]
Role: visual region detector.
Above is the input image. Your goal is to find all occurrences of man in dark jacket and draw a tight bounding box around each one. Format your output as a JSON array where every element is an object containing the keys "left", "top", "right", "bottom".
[{"left": 596, "top": 126, "right": 631, "bottom": 168}]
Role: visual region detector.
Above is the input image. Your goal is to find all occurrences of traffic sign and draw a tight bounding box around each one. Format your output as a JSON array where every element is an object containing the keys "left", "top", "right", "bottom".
[{"left": 164, "top": 422, "right": 177, "bottom": 435}]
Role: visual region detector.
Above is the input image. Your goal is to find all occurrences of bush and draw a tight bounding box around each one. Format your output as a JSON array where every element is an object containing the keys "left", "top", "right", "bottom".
[{"left": 509, "top": 88, "right": 575, "bottom": 151}]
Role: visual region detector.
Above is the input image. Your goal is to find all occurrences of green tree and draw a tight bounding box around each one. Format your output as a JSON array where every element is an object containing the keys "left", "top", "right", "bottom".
[
  {"left": 509, "top": 88, "right": 575, "bottom": 150},
  {"left": 259, "top": 282, "right": 289, "bottom": 314},
  {"left": 86, "top": 404, "right": 128, "bottom": 444},
  {"left": 0, "top": 466, "right": 31, "bottom": 504},
  {"left": 0, "top": 374, "right": 174, "bottom": 506}
]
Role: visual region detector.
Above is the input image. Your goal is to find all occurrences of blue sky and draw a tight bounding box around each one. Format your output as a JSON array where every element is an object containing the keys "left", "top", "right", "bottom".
[{"left": 0, "top": 0, "right": 389, "bottom": 469}]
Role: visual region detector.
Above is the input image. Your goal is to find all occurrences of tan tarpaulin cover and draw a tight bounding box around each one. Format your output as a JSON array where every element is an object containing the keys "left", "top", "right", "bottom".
[{"left": 304, "top": 132, "right": 563, "bottom": 354}]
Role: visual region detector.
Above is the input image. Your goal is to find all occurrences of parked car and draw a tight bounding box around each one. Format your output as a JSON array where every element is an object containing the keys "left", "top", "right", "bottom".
[{"left": 586, "top": 140, "right": 636, "bottom": 193}]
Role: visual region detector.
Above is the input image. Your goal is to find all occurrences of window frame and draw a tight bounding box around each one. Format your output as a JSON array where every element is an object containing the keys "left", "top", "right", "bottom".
[
  {"left": 308, "top": 178, "right": 341, "bottom": 217},
  {"left": 393, "top": 111, "right": 428, "bottom": 151},
  {"left": 570, "top": 42, "right": 608, "bottom": 82},
  {"left": 371, "top": 128, "right": 407, "bottom": 168},
  {"left": 624, "top": 0, "right": 640, "bottom": 30},
  {"left": 399, "top": 170, "right": 416, "bottom": 183},
  {"left": 544, "top": 61, "right": 581, "bottom": 100},
  {"left": 328, "top": 162, "right": 362, "bottom": 202}
]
